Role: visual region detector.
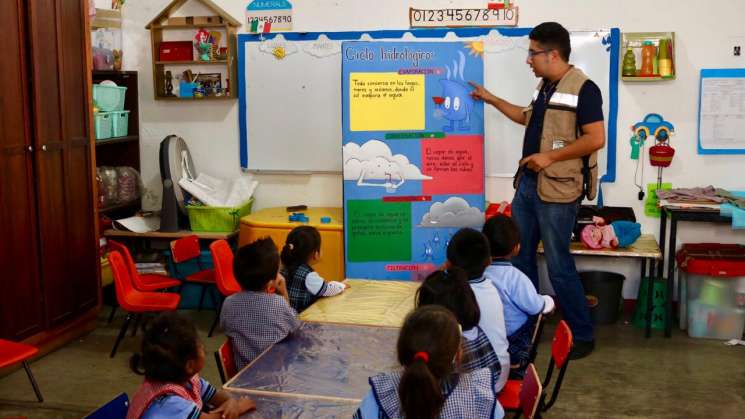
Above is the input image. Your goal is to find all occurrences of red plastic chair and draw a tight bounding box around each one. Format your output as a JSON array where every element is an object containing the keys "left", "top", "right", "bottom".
[
  {"left": 518, "top": 364, "right": 543, "bottom": 419},
  {"left": 170, "top": 235, "right": 216, "bottom": 311},
  {"left": 214, "top": 339, "right": 237, "bottom": 384},
  {"left": 0, "top": 339, "right": 43, "bottom": 402},
  {"left": 108, "top": 251, "right": 181, "bottom": 358},
  {"left": 207, "top": 240, "right": 241, "bottom": 337},
  {"left": 106, "top": 240, "right": 181, "bottom": 323},
  {"left": 499, "top": 320, "right": 573, "bottom": 413}
]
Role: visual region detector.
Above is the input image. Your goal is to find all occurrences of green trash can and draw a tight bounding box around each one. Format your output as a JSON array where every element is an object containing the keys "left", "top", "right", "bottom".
[{"left": 633, "top": 277, "right": 667, "bottom": 330}]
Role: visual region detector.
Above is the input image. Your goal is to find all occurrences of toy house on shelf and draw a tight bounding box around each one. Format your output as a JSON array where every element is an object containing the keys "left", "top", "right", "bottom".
[{"left": 145, "top": 0, "right": 240, "bottom": 100}]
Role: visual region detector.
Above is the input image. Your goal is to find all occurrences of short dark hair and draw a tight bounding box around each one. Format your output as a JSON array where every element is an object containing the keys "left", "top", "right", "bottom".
[
  {"left": 529, "top": 22, "right": 571, "bottom": 62},
  {"left": 482, "top": 214, "right": 520, "bottom": 258},
  {"left": 234, "top": 237, "right": 279, "bottom": 291},
  {"left": 416, "top": 267, "right": 480, "bottom": 330},
  {"left": 129, "top": 312, "right": 199, "bottom": 383},
  {"left": 446, "top": 228, "right": 490, "bottom": 279}
]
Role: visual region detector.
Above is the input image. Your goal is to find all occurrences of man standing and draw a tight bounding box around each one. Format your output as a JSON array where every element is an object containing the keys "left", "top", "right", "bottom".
[{"left": 470, "top": 22, "right": 605, "bottom": 359}]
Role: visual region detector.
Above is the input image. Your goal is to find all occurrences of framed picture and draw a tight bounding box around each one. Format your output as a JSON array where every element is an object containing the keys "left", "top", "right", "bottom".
[{"left": 194, "top": 73, "right": 223, "bottom": 96}]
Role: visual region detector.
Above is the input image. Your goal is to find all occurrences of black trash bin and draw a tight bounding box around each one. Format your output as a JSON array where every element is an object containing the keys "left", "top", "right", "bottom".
[{"left": 579, "top": 271, "right": 625, "bottom": 325}]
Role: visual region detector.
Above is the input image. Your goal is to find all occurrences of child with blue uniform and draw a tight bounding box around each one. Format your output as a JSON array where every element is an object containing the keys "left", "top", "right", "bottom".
[
  {"left": 127, "top": 312, "right": 255, "bottom": 419},
  {"left": 355, "top": 305, "right": 504, "bottom": 419},
  {"left": 483, "top": 215, "right": 555, "bottom": 378},
  {"left": 280, "top": 226, "right": 348, "bottom": 312},
  {"left": 446, "top": 228, "right": 511, "bottom": 391},
  {"left": 221, "top": 237, "right": 300, "bottom": 371}
]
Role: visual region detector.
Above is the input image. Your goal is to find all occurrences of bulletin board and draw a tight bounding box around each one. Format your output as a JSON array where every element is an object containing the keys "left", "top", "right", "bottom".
[{"left": 237, "top": 28, "right": 619, "bottom": 179}]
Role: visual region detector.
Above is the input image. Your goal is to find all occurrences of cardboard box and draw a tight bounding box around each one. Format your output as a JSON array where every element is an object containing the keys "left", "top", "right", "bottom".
[{"left": 159, "top": 41, "right": 194, "bottom": 61}]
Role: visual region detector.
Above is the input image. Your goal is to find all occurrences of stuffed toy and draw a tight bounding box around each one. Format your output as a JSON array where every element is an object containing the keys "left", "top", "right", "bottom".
[{"left": 581, "top": 216, "right": 641, "bottom": 249}]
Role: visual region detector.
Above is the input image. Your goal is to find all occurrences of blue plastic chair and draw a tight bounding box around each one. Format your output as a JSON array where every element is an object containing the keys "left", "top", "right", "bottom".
[{"left": 85, "top": 393, "right": 129, "bottom": 419}]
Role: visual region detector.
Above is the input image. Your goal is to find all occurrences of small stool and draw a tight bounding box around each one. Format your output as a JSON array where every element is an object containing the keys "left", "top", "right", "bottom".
[{"left": 0, "top": 339, "right": 43, "bottom": 402}]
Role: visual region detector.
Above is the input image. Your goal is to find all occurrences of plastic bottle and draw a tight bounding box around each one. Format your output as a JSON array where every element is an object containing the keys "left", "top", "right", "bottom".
[
  {"left": 622, "top": 48, "right": 637, "bottom": 76},
  {"left": 658, "top": 38, "right": 673, "bottom": 77},
  {"left": 640, "top": 41, "right": 656, "bottom": 76}
]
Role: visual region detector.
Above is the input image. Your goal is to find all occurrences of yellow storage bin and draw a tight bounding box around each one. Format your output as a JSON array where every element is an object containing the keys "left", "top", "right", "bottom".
[
  {"left": 187, "top": 198, "right": 254, "bottom": 233},
  {"left": 239, "top": 207, "right": 344, "bottom": 281}
]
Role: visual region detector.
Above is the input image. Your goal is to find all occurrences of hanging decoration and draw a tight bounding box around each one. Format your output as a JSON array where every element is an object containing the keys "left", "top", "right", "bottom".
[{"left": 631, "top": 113, "right": 675, "bottom": 200}]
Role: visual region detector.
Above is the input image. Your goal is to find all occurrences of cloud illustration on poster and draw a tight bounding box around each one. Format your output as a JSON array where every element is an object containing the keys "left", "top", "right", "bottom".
[
  {"left": 419, "top": 197, "right": 484, "bottom": 228},
  {"left": 343, "top": 140, "right": 432, "bottom": 181}
]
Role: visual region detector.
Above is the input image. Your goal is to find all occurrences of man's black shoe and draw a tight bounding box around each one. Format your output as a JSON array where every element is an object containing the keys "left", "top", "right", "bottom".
[{"left": 569, "top": 339, "right": 595, "bottom": 360}]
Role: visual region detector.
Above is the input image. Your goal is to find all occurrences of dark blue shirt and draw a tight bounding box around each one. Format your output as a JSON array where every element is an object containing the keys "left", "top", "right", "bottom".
[{"left": 521, "top": 79, "right": 604, "bottom": 176}]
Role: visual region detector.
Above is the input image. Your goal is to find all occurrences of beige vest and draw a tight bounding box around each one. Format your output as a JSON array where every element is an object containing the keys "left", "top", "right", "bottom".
[{"left": 522, "top": 67, "right": 598, "bottom": 203}]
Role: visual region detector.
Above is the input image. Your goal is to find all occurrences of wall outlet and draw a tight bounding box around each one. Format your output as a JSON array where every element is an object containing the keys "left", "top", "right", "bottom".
[{"left": 735, "top": 45, "right": 741, "bottom": 56}]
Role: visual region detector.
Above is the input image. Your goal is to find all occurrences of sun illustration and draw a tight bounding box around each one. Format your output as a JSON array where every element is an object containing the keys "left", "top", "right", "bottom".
[{"left": 464, "top": 41, "right": 484, "bottom": 57}]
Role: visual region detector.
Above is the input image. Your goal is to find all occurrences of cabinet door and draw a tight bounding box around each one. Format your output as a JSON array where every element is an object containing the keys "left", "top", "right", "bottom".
[
  {"left": 59, "top": 0, "right": 98, "bottom": 312},
  {"left": 28, "top": 0, "right": 98, "bottom": 326},
  {"left": 0, "top": 0, "right": 44, "bottom": 340}
]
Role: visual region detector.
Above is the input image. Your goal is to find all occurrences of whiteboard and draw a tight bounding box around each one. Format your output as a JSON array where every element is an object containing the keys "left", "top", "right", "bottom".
[{"left": 238, "top": 28, "right": 619, "bottom": 179}]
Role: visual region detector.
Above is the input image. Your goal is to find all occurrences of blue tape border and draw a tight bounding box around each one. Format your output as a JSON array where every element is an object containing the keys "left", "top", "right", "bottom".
[
  {"left": 238, "top": 27, "right": 619, "bottom": 182},
  {"left": 697, "top": 68, "right": 745, "bottom": 155}
]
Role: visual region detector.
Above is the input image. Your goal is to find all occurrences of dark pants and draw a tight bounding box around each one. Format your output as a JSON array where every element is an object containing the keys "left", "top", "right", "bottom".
[
  {"left": 507, "top": 315, "right": 537, "bottom": 379},
  {"left": 511, "top": 174, "right": 594, "bottom": 342}
]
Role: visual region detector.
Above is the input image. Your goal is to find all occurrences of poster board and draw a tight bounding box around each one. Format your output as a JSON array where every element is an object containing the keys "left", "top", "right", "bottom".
[
  {"left": 342, "top": 41, "right": 485, "bottom": 280},
  {"left": 697, "top": 68, "right": 745, "bottom": 154}
]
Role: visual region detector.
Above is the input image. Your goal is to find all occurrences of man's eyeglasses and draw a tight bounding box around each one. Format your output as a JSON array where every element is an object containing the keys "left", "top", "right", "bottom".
[{"left": 527, "top": 49, "right": 553, "bottom": 58}]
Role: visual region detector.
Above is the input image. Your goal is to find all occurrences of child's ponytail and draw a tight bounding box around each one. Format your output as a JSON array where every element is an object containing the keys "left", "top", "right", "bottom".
[
  {"left": 280, "top": 226, "right": 321, "bottom": 273},
  {"left": 396, "top": 305, "right": 461, "bottom": 419},
  {"left": 399, "top": 351, "right": 444, "bottom": 419}
]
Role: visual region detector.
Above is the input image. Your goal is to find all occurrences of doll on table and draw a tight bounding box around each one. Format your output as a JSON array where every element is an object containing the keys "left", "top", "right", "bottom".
[{"left": 581, "top": 216, "right": 641, "bottom": 249}]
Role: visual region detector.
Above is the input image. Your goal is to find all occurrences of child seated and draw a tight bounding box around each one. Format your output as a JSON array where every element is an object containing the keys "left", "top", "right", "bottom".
[
  {"left": 220, "top": 237, "right": 300, "bottom": 371},
  {"left": 417, "top": 267, "right": 503, "bottom": 377},
  {"left": 355, "top": 305, "right": 504, "bottom": 419},
  {"left": 446, "top": 228, "right": 511, "bottom": 391},
  {"left": 280, "top": 226, "right": 348, "bottom": 312},
  {"left": 127, "top": 312, "right": 255, "bottom": 419},
  {"left": 483, "top": 215, "right": 555, "bottom": 378}
]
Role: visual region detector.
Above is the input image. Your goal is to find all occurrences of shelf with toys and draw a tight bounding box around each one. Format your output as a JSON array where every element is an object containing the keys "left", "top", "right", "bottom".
[
  {"left": 146, "top": 0, "right": 241, "bottom": 100},
  {"left": 621, "top": 32, "right": 676, "bottom": 82}
]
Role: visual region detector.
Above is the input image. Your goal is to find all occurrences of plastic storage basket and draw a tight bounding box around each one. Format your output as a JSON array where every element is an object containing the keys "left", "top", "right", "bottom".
[
  {"left": 187, "top": 198, "right": 254, "bottom": 232},
  {"left": 111, "top": 110, "right": 129, "bottom": 137},
  {"left": 94, "top": 112, "right": 113, "bottom": 140},
  {"left": 93, "top": 83, "right": 126, "bottom": 111}
]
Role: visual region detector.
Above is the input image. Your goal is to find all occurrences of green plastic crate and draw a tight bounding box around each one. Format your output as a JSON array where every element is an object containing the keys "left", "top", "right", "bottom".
[
  {"left": 94, "top": 112, "right": 113, "bottom": 140},
  {"left": 111, "top": 110, "right": 130, "bottom": 137},
  {"left": 93, "top": 83, "right": 127, "bottom": 112},
  {"left": 187, "top": 198, "right": 254, "bottom": 232}
]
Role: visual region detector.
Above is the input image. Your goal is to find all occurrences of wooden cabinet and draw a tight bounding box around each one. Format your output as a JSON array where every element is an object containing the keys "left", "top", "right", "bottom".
[{"left": 0, "top": 0, "right": 99, "bottom": 342}]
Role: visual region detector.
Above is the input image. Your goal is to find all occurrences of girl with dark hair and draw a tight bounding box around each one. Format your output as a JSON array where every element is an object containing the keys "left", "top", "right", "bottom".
[
  {"left": 127, "top": 312, "right": 255, "bottom": 419},
  {"left": 280, "top": 225, "right": 348, "bottom": 312},
  {"left": 355, "top": 305, "right": 504, "bottom": 419},
  {"left": 417, "top": 268, "right": 502, "bottom": 381}
]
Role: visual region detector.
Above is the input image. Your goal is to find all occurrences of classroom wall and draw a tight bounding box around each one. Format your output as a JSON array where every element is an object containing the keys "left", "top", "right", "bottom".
[{"left": 114, "top": 0, "right": 745, "bottom": 295}]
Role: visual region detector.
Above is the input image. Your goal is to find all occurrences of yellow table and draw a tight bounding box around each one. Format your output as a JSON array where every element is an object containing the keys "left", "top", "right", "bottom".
[
  {"left": 299, "top": 279, "right": 420, "bottom": 327},
  {"left": 240, "top": 207, "right": 343, "bottom": 281}
]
